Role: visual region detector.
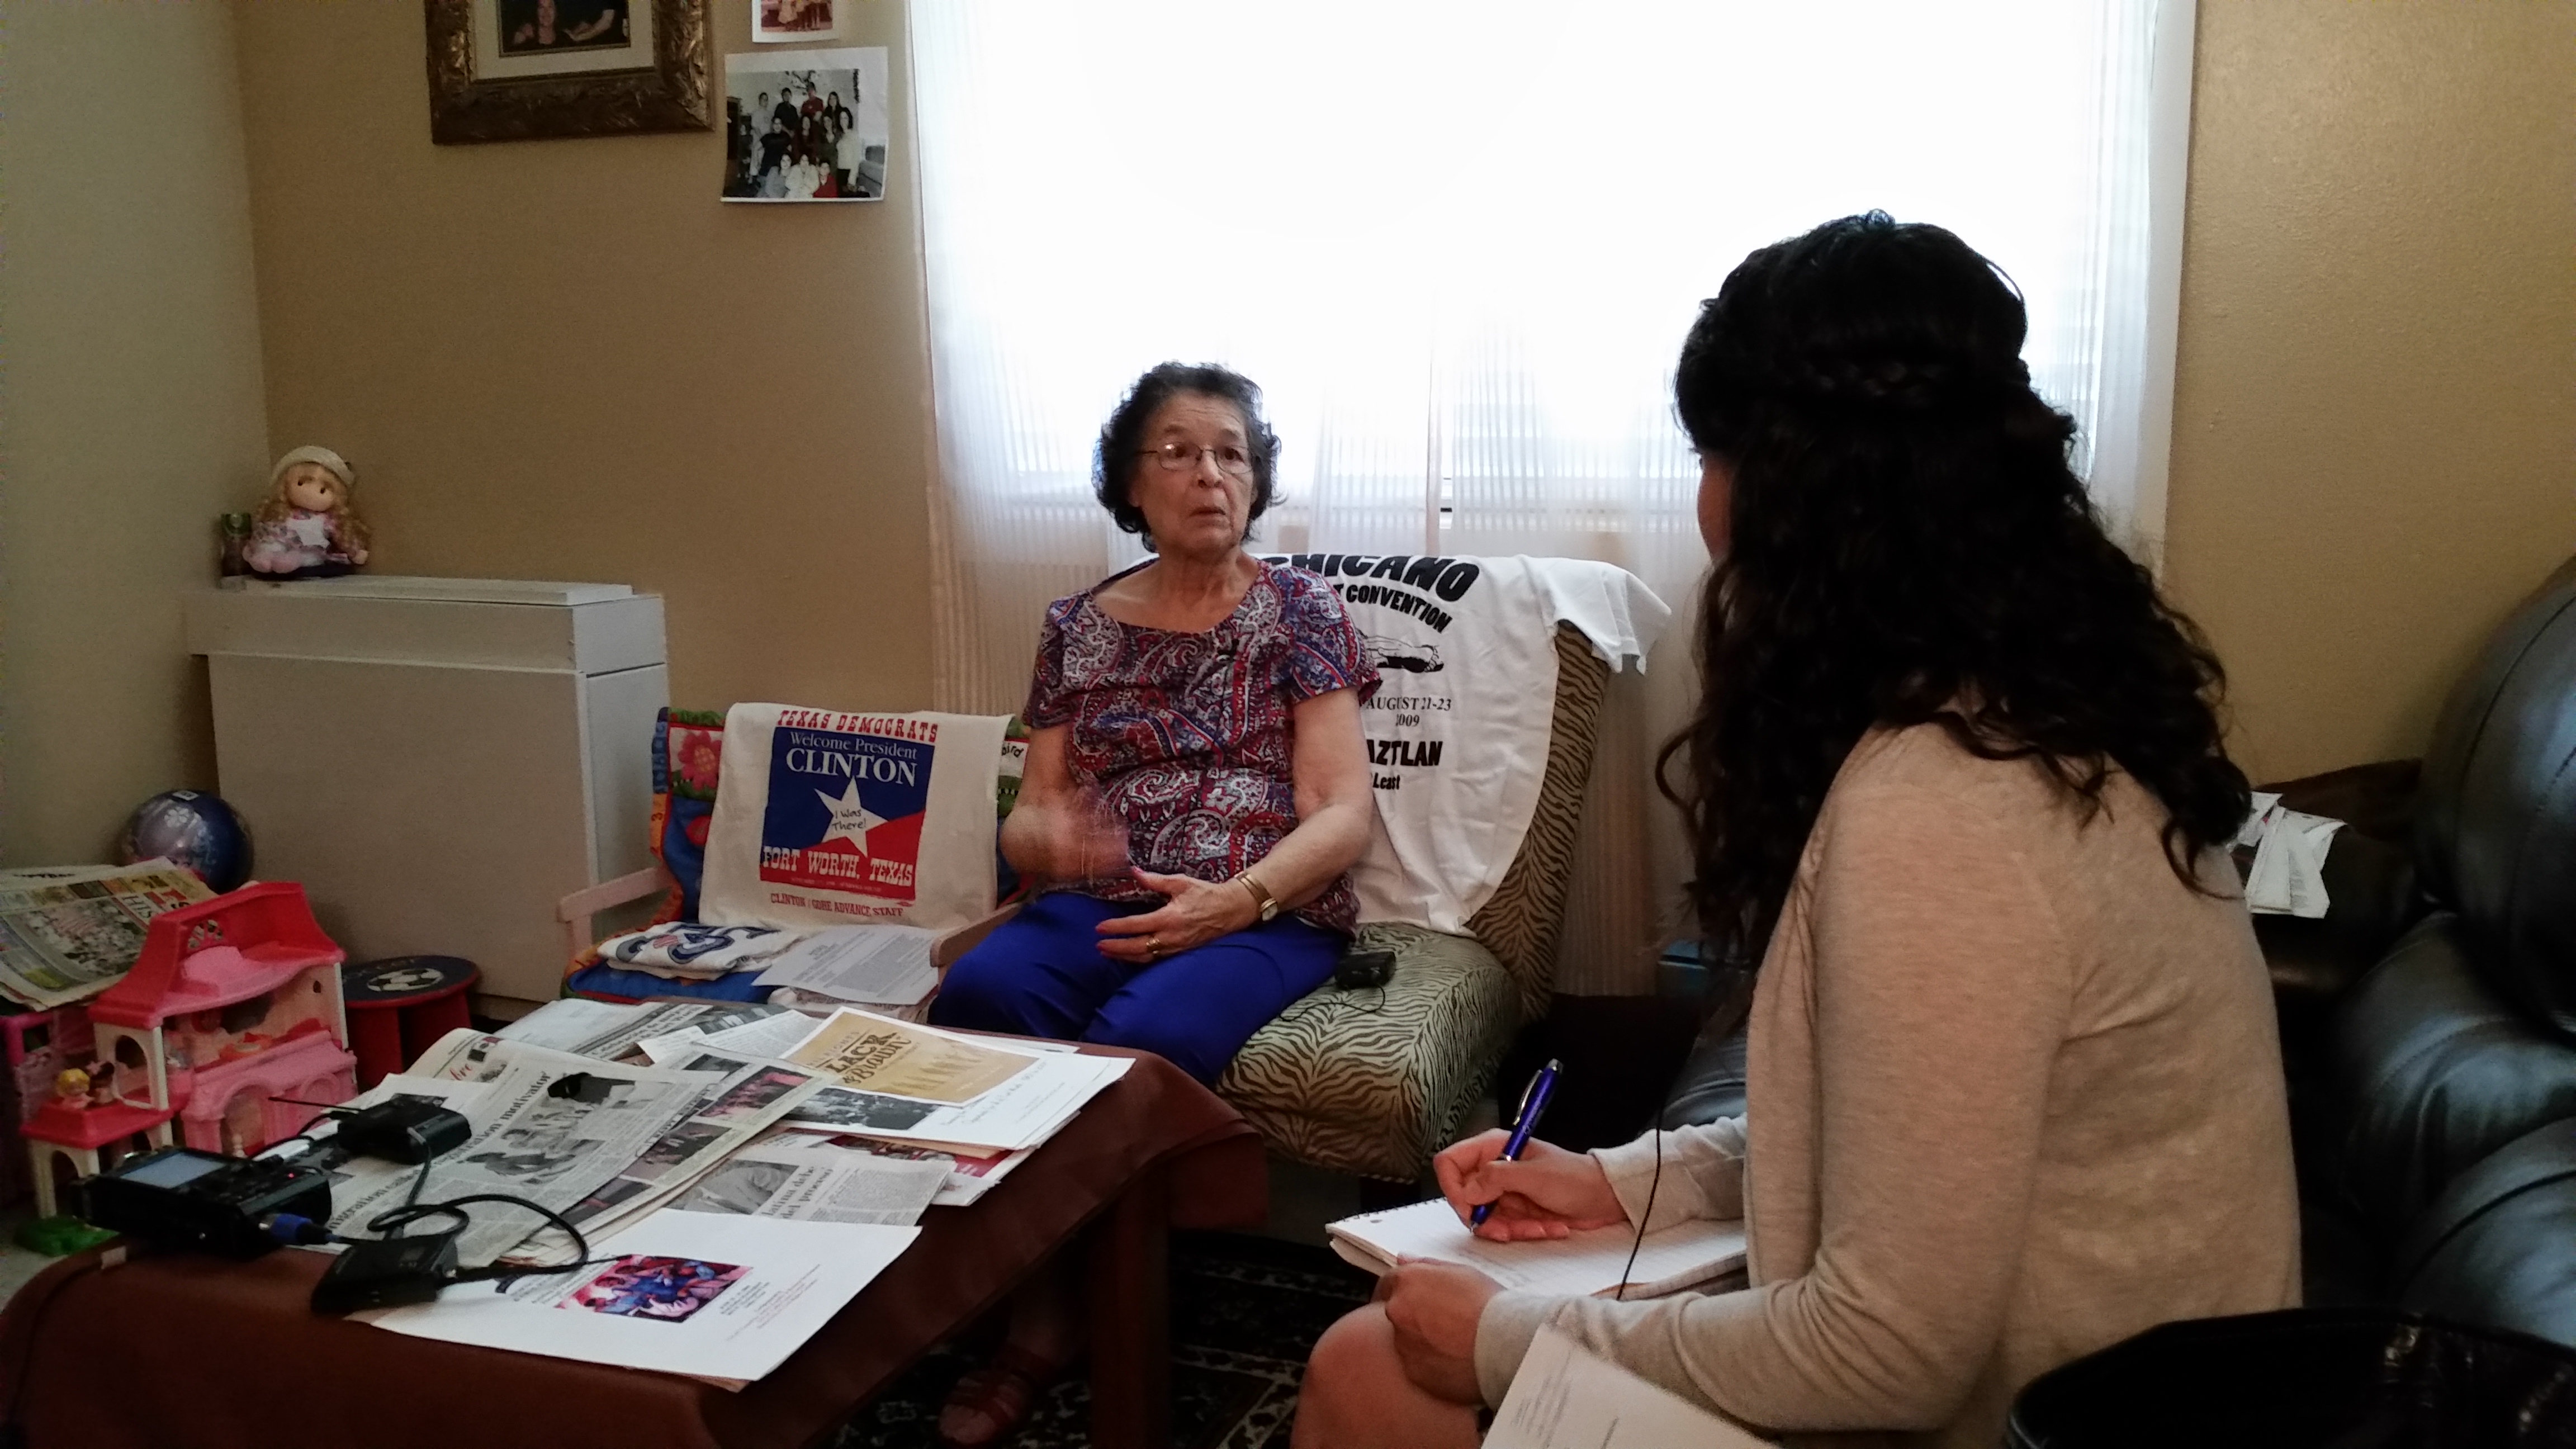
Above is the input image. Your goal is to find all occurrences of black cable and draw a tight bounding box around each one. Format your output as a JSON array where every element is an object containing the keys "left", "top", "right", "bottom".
[
  {"left": 366, "top": 1191, "right": 600, "bottom": 1281},
  {"left": 1615, "top": 975, "right": 1748, "bottom": 1301},
  {"left": 1614, "top": 1119, "right": 1663, "bottom": 1302},
  {"left": 1277, "top": 981, "right": 1386, "bottom": 1026}
]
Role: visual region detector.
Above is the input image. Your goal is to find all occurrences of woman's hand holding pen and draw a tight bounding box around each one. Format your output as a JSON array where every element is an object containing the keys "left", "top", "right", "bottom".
[{"left": 1432, "top": 1131, "right": 1630, "bottom": 1243}]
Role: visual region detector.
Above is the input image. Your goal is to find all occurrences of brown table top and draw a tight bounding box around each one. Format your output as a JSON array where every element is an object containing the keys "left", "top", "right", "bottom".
[{"left": 0, "top": 1043, "right": 1263, "bottom": 1449}]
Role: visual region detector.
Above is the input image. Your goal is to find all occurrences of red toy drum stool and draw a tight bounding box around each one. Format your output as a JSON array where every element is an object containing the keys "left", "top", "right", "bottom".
[{"left": 340, "top": 956, "right": 479, "bottom": 1088}]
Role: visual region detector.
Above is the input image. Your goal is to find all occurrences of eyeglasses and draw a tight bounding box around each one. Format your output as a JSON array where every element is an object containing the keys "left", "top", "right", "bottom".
[{"left": 1140, "top": 442, "right": 1253, "bottom": 478}]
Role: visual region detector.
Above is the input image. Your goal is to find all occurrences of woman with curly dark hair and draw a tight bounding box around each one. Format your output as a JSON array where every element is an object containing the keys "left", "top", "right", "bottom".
[{"left": 1295, "top": 214, "right": 2299, "bottom": 1448}]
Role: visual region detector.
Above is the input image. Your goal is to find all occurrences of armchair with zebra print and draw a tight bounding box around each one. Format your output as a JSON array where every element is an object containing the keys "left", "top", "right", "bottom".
[{"left": 1214, "top": 624, "right": 1609, "bottom": 1181}]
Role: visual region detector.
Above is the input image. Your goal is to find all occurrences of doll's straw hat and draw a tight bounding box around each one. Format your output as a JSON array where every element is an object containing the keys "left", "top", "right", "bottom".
[{"left": 271, "top": 446, "right": 353, "bottom": 488}]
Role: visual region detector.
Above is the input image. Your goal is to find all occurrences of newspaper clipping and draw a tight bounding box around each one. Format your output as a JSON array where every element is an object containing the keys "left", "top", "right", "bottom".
[
  {"left": 666, "top": 1131, "right": 949, "bottom": 1226},
  {"left": 782, "top": 1008, "right": 1033, "bottom": 1104}
]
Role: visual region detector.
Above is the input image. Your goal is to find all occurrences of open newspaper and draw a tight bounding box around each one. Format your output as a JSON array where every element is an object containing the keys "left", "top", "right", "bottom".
[
  {"left": 420, "top": 1030, "right": 830, "bottom": 1249},
  {"left": 0, "top": 860, "right": 214, "bottom": 1010},
  {"left": 312, "top": 1030, "right": 825, "bottom": 1264}
]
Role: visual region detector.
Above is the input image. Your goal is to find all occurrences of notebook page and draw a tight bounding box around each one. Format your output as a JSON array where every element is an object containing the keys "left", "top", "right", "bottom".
[{"left": 1327, "top": 1199, "right": 1745, "bottom": 1298}]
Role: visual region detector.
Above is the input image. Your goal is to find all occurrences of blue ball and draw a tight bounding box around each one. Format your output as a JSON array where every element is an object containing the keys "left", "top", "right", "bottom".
[{"left": 118, "top": 790, "right": 253, "bottom": 893}]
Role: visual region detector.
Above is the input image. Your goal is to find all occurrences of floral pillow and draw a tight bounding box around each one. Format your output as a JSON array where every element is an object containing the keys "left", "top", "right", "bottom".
[{"left": 649, "top": 707, "right": 728, "bottom": 923}]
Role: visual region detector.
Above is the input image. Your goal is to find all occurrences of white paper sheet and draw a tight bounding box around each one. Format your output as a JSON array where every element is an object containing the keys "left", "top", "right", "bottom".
[
  {"left": 639, "top": 1010, "right": 827, "bottom": 1066},
  {"left": 1327, "top": 1199, "right": 1745, "bottom": 1299},
  {"left": 366, "top": 1209, "right": 917, "bottom": 1386},
  {"left": 751, "top": 925, "right": 941, "bottom": 1005},
  {"left": 1488, "top": 1325, "right": 1775, "bottom": 1448},
  {"left": 2241, "top": 801, "right": 2343, "bottom": 918}
]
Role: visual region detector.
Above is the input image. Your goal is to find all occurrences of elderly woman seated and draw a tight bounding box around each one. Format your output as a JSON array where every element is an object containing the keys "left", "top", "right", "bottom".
[
  {"left": 922, "top": 362, "right": 1380, "bottom": 1445},
  {"left": 930, "top": 361, "right": 1381, "bottom": 1084}
]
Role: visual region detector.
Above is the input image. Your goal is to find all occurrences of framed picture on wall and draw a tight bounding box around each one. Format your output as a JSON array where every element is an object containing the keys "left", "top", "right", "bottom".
[{"left": 424, "top": 0, "right": 713, "bottom": 144}]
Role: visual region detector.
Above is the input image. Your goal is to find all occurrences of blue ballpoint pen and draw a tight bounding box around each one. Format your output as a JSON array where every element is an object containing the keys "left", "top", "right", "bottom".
[{"left": 1470, "top": 1058, "right": 1562, "bottom": 1226}]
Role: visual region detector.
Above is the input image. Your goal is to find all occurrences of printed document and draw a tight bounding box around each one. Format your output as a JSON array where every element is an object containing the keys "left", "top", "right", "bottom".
[
  {"left": 1328, "top": 1199, "right": 1745, "bottom": 1299},
  {"left": 751, "top": 924, "right": 941, "bottom": 1005},
  {"left": 780, "top": 1050, "right": 1129, "bottom": 1153},
  {"left": 639, "top": 1008, "right": 823, "bottom": 1066},
  {"left": 1487, "top": 1325, "right": 1777, "bottom": 1448},
  {"left": 496, "top": 998, "right": 791, "bottom": 1062},
  {"left": 782, "top": 1007, "right": 1035, "bottom": 1104},
  {"left": 366, "top": 1209, "right": 916, "bottom": 1387}
]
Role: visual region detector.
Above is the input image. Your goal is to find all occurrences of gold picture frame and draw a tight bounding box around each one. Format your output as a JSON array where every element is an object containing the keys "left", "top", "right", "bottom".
[{"left": 424, "top": 0, "right": 712, "bottom": 145}]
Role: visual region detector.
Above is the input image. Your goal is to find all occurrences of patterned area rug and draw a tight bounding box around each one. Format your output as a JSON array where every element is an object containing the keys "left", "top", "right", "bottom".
[{"left": 836, "top": 1232, "right": 1375, "bottom": 1449}]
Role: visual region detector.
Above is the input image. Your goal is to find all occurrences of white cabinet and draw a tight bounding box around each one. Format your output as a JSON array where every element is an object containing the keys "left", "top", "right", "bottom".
[{"left": 185, "top": 577, "right": 669, "bottom": 1014}]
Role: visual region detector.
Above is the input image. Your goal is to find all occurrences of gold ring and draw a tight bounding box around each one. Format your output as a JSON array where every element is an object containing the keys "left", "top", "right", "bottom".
[{"left": 1145, "top": 935, "right": 1161, "bottom": 960}]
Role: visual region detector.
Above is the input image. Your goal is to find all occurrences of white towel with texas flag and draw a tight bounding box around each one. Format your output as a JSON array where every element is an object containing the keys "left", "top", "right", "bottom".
[
  {"left": 1258, "top": 553, "right": 1668, "bottom": 934},
  {"left": 700, "top": 705, "right": 1008, "bottom": 934}
]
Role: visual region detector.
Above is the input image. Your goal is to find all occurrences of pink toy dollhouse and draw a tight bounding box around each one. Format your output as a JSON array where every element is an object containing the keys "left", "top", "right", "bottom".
[{"left": 21, "top": 884, "right": 357, "bottom": 1216}]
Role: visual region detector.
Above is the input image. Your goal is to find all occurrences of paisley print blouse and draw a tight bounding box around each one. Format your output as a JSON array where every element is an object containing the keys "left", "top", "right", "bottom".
[{"left": 1024, "top": 558, "right": 1380, "bottom": 933}]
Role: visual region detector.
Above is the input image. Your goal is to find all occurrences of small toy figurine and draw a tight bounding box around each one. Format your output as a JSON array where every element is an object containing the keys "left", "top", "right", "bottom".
[
  {"left": 53, "top": 1067, "right": 90, "bottom": 1109},
  {"left": 86, "top": 1059, "right": 119, "bottom": 1107},
  {"left": 243, "top": 446, "right": 371, "bottom": 579}
]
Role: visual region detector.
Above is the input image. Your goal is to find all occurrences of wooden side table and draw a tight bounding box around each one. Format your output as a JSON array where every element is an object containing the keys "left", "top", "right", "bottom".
[{"left": 0, "top": 1043, "right": 1263, "bottom": 1449}]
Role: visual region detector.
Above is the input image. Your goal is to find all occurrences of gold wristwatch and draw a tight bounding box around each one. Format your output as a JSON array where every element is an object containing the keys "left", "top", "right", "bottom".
[{"left": 1235, "top": 870, "right": 1280, "bottom": 923}]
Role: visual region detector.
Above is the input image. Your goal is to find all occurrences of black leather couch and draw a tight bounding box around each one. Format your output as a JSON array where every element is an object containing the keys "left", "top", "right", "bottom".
[
  {"left": 1657, "top": 553, "right": 2576, "bottom": 1348},
  {"left": 2312, "top": 555, "right": 2576, "bottom": 1343}
]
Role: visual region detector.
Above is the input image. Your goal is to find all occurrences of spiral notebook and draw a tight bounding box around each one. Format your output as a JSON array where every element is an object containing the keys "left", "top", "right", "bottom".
[{"left": 1326, "top": 1199, "right": 1746, "bottom": 1300}]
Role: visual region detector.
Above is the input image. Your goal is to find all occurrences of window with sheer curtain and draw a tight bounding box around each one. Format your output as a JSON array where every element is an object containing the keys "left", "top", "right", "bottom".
[{"left": 912, "top": 1, "right": 2196, "bottom": 992}]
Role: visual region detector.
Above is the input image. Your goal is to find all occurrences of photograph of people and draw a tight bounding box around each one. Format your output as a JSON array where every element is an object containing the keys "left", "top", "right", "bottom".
[
  {"left": 1290, "top": 213, "right": 2300, "bottom": 1448},
  {"left": 700, "top": 1068, "right": 806, "bottom": 1123},
  {"left": 788, "top": 1088, "right": 937, "bottom": 1133},
  {"left": 720, "top": 54, "right": 888, "bottom": 202},
  {"left": 496, "top": 0, "right": 628, "bottom": 53},
  {"left": 920, "top": 362, "right": 1382, "bottom": 1444},
  {"left": 755, "top": 0, "right": 835, "bottom": 40}
]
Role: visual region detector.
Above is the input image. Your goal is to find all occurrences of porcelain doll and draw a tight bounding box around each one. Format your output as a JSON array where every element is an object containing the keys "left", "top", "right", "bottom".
[{"left": 244, "top": 446, "right": 371, "bottom": 579}]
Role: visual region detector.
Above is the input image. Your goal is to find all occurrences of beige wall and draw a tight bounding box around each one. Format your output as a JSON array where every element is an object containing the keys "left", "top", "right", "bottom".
[
  {"left": 2162, "top": 3, "right": 2576, "bottom": 784},
  {"left": 0, "top": 2, "right": 272, "bottom": 865},
  {"left": 7, "top": 3, "right": 2563, "bottom": 866},
  {"left": 233, "top": 0, "right": 936, "bottom": 716}
]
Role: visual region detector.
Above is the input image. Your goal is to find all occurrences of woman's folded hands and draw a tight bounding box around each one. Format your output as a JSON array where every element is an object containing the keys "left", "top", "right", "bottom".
[{"left": 1093, "top": 868, "right": 1260, "bottom": 963}]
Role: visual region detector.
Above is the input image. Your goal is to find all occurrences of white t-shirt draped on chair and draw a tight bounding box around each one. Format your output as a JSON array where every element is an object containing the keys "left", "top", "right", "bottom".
[{"left": 1258, "top": 553, "right": 1669, "bottom": 934}]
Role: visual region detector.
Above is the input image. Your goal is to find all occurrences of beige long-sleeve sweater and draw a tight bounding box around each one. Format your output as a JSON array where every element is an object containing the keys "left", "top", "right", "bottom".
[{"left": 1474, "top": 723, "right": 2300, "bottom": 1447}]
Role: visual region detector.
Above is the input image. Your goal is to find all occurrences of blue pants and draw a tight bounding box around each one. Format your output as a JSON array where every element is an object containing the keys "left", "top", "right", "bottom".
[{"left": 929, "top": 892, "right": 1341, "bottom": 1085}]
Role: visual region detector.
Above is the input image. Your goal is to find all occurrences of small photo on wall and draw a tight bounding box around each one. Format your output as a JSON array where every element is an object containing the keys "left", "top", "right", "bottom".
[
  {"left": 723, "top": 47, "right": 889, "bottom": 203},
  {"left": 754, "top": 0, "right": 845, "bottom": 44}
]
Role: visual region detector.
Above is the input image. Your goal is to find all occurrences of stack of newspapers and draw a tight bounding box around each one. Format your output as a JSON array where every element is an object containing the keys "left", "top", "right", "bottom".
[{"left": 292, "top": 998, "right": 1127, "bottom": 1386}]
